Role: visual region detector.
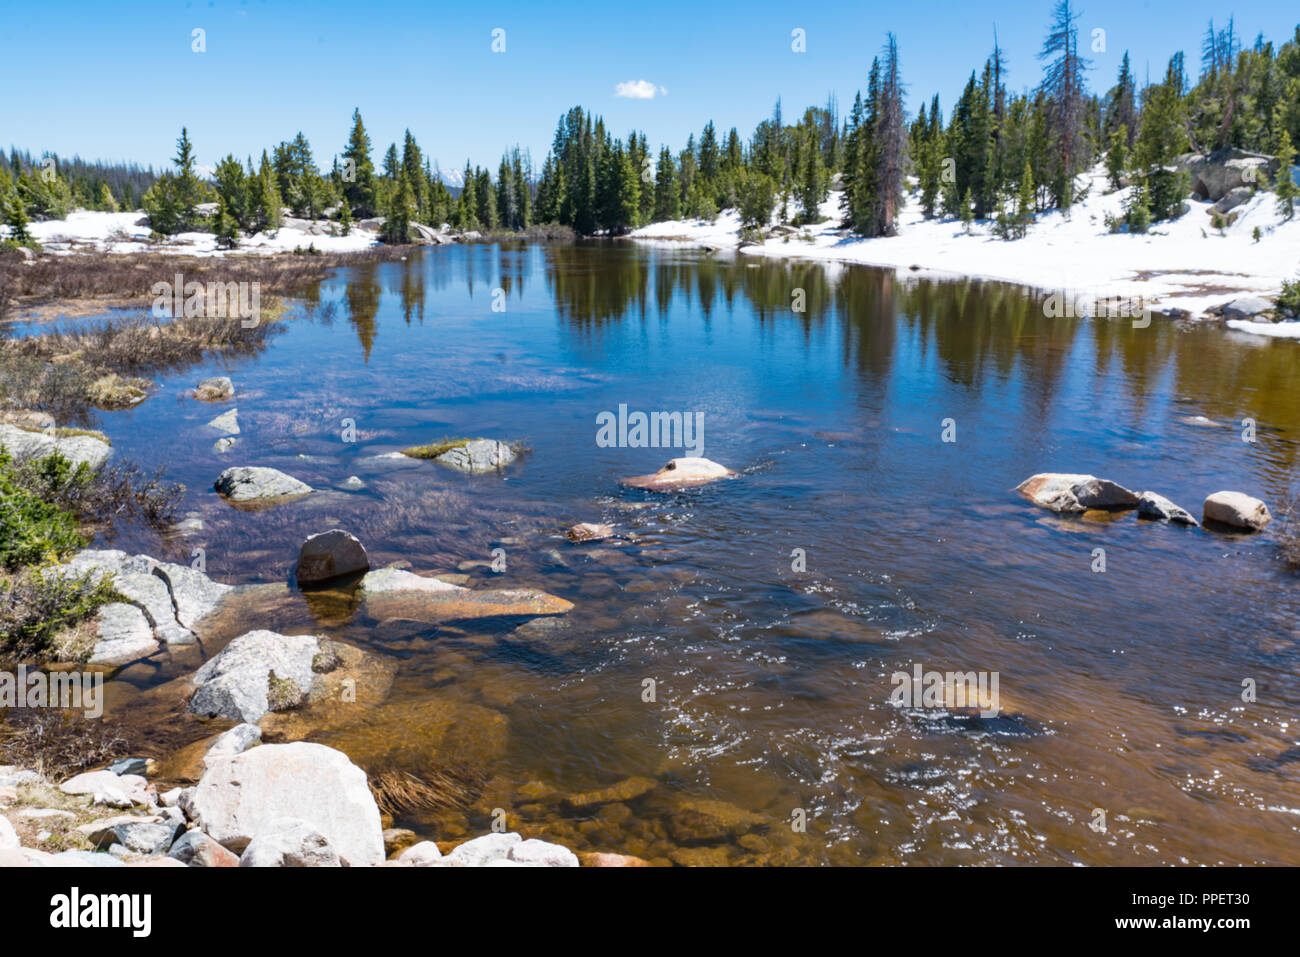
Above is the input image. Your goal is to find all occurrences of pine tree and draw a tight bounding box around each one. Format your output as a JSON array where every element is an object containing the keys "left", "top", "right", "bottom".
[
  {"left": 383, "top": 174, "right": 414, "bottom": 243},
  {"left": 338, "top": 197, "right": 353, "bottom": 235},
  {"left": 960, "top": 187, "right": 974, "bottom": 231},
  {"left": 3, "top": 188, "right": 32, "bottom": 244},
  {"left": 1014, "top": 160, "right": 1035, "bottom": 238},
  {"left": 214, "top": 194, "right": 238, "bottom": 249},
  {"left": 342, "top": 108, "right": 377, "bottom": 218},
  {"left": 98, "top": 182, "right": 119, "bottom": 212},
  {"left": 1037, "top": 0, "right": 1091, "bottom": 209},
  {"left": 653, "top": 146, "right": 680, "bottom": 221},
  {"left": 1106, "top": 124, "right": 1128, "bottom": 189},
  {"left": 1276, "top": 129, "right": 1297, "bottom": 219}
]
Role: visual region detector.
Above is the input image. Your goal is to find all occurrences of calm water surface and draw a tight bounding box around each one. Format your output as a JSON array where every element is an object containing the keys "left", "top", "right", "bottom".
[{"left": 80, "top": 242, "right": 1300, "bottom": 865}]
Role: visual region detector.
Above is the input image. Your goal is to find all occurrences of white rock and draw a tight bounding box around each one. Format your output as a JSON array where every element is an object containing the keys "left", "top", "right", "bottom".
[
  {"left": 188, "top": 630, "right": 320, "bottom": 723},
  {"left": 1203, "top": 491, "right": 1272, "bottom": 531},
  {"left": 207, "top": 408, "right": 240, "bottom": 436},
  {"left": 87, "top": 603, "right": 159, "bottom": 665},
  {"left": 214, "top": 466, "right": 313, "bottom": 503},
  {"left": 0, "top": 814, "right": 18, "bottom": 849},
  {"left": 508, "top": 838, "right": 580, "bottom": 867},
  {"left": 191, "top": 742, "right": 383, "bottom": 866},
  {"left": 621, "top": 457, "right": 738, "bottom": 490},
  {"left": 59, "top": 770, "right": 149, "bottom": 808},
  {"left": 444, "top": 831, "right": 522, "bottom": 867},
  {"left": 1016, "top": 473, "right": 1139, "bottom": 513},
  {"left": 151, "top": 562, "right": 234, "bottom": 630},
  {"left": 397, "top": 840, "right": 444, "bottom": 865},
  {"left": 358, "top": 567, "right": 464, "bottom": 594},
  {"left": 239, "top": 818, "right": 341, "bottom": 867},
  {"left": 203, "top": 723, "right": 262, "bottom": 769}
]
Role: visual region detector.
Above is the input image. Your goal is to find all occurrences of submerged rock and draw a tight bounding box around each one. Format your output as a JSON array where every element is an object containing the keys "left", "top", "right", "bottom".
[
  {"left": 190, "top": 742, "right": 383, "bottom": 866},
  {"left": 206, "top": 408, "right": 240, "bottom": 436},
  {"left": 1016, "top": 473, "right": 1140, "bottom": 514},
  {"left": 564, "top": 776, "right": 657, "bottom": 808},
  {"left": 567, "top": 522, "right": 615, "bottom": 542},
  {"left": 362, "top": 583, "right": 573, "bottom": 623},
  {"left": 1203, "top": 491, "right": 1272, "bottom": 531},
  {"left": 668, "top": 798, "right": 764, "bottom": 844},
  {"left": 214, "top": 466, "right": 313, "bottom": 504},
  {"left": 1137, "top": 491, "right": 1199, "bottom": 526},
  {"left": 621, "top": 457, "right": 738, "bottom": 490},
  {"left": 295, "top": 529, "right": 370, "bottom": 586}
]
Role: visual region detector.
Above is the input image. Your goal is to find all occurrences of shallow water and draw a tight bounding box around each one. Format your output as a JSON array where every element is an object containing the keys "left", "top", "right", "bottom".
[{"left": 76, "top": 241, "right": 1300, "bottom": 864}]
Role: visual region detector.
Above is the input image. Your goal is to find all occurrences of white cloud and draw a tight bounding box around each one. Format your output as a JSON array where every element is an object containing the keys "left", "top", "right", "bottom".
[{"left": 615, "top": 80, "right": 666, "bottom": 99}]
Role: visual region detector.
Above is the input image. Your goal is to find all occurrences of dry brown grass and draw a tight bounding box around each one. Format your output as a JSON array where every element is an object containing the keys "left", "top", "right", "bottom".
[
  {"left": 0, "top": 707, "right": 128, "bottom": 779},
  {"left": 0, "top": 247, "right": 411, "bottom": 322},
  {"left": 367, "top": 759, "right": 489, "bottom": 816}
]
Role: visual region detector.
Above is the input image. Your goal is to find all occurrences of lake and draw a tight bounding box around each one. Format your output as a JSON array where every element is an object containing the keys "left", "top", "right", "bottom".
[{"left": 91, "top": 240, "right": 1300, "bottom": 865}]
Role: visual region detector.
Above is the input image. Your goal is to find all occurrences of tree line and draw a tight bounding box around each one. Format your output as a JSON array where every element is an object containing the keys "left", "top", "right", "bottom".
[{"left": 4, "top": 4, "right": 1298, "bottom": 251}]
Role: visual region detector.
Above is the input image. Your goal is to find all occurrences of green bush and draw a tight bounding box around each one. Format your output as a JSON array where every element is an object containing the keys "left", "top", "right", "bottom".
[
  {"left": 1278, "top": 276, "right": 1300, "bottom": 314},
  {"left": 0, "top": 449, "right": 91, "bottom": 569}
]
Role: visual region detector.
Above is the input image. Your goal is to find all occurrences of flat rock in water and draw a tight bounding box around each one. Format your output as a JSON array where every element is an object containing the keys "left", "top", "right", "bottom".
[
  {"left": 214, "top": 466, "right": 313, "bottom": 503},
  {"left": 1137, "top": 491, "right": 1198, "bottom": 526},
  {"left": 433, "top": 439, "right": 519, "bottom": 473},
  {"left": 190, "top": 742, "right": 383, "bottom": 866},
  {"left": 620, "top": 457, "right": 738, "bottom": 490},
  {"left": 1203, "top": 490, "right": 1272, "bottom": 531},
  {"left": 188, "top": 630, "right": 321, "bottom": 723},
  {"left": 1016, "top": 473, "right": 1139, "bottom": 513},
  {"left": 296, "top": 529, "right": 369, "bottom": 586},
  {"left": 359, "top": 567, "right": 464, "bottom": 594},
  {"left": 362, "top": 584, "right": 573, "bottom": 623}
]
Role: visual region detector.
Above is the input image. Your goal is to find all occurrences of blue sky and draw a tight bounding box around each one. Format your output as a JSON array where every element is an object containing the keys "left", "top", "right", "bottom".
[{"left": 2, "top": 1, "right": 1295, "bottom": 174}]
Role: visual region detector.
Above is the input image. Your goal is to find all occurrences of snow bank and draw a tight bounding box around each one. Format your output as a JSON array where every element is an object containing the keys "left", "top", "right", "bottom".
[
  {"left": 631, "top": 163, "right": 1300, "bottom": 322},
  {"left": 15, "top": 210, "right": 379, "bottom": 257}
]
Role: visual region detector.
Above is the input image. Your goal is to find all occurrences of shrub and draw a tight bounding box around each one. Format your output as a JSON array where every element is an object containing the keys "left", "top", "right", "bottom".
[
  {"left": 0, "top": 567, "right": 118, "bottom": 661},
  {"left": 0, "top": 450, "right": 90, "bottom": 569},
  {"left": 1277, "top": 275, "right": 1300, "bottom": 315}
]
